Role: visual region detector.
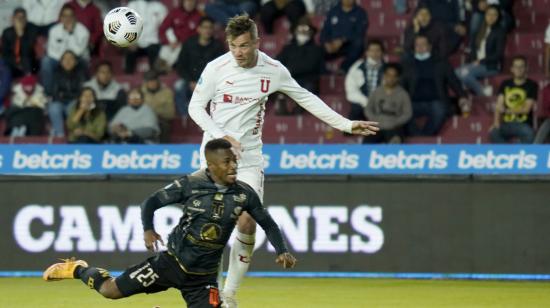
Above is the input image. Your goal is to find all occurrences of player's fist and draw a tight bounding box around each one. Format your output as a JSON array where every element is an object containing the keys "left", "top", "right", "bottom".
[
  {"left": 144, "top": 230, "right": 164, "bottom": 252},
  {"left": 351, "top": 121, "right": 379, "bottom": 136},
  {"left": 276, "top": 252, "right": 297, "bottom": 269}
]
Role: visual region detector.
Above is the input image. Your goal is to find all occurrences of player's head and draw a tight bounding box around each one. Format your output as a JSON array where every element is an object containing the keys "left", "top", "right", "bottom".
[
  {"left": 205, "top": 139, "right": 238, "bottom": 185},
  {"left": 226, "top": 14, "right": 259, "bottom": 68}
]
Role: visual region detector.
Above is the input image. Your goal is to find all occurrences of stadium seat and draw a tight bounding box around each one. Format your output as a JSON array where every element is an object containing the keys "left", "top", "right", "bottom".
[{"left": 319, "top": 75, "right": 345, "bottom": 95}]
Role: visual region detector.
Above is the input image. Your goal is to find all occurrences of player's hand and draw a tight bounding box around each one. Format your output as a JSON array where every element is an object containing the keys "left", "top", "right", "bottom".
[
  {"left": 223, "top": 135, "right": 242, "bottom": 159},
  {"left": 276, "top": 252, "right": 297, "bottom": 269},
  {"left": 144, "top": 230, "right": 164, "bottom": 252},
  {"left": 351, "top": 121, "right": 379, "bottom": 136}
]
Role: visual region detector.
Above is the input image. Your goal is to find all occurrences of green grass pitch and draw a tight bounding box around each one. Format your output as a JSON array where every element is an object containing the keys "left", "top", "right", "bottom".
[{"left": 2, "top": 277, "right": 550, "bottom": 307}]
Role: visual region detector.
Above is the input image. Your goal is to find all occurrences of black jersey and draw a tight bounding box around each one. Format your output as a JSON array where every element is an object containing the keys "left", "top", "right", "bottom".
[{"left": 141, "top": 169, "right": 288, "bottom": 275}]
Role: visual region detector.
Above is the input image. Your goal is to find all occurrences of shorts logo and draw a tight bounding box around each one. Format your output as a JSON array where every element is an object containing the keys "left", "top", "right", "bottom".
[
  {"left": 260, "top": 78, "right": 270, "bottom": 93},
  {"left": 200, "top": 223, "right": 222, "bottom": 241},
  {"left": 223, "top": 94, "right": 233, "bottom": 103}
]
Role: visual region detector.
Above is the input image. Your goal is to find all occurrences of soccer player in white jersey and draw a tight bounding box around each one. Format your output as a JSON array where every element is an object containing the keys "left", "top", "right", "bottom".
[{"left": 188, "top": 14, "right": 379, "bottom": 307}]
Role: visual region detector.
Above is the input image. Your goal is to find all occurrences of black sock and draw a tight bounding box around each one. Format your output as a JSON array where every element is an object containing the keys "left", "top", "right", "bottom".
[{"left": 75, "top": 266, "right": 112, "bottom": 292}]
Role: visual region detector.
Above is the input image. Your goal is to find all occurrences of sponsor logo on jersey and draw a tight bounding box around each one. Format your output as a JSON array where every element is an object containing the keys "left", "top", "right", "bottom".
[{"left": 223, "top": 94, "right": 233, "bottom": 103}]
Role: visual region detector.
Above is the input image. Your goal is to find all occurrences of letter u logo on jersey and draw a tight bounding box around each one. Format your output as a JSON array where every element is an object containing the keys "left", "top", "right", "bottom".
[{"left": 260, "top": 79, "right": 270, "bottom": 93}]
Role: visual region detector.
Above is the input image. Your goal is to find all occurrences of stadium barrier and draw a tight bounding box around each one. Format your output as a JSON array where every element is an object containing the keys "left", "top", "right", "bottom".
[
  {"left": 1, "top": 144, "right": 550, "bottom": 175},
  {"left": 2, "top": 175, "right": 550, "bottom": 278}
]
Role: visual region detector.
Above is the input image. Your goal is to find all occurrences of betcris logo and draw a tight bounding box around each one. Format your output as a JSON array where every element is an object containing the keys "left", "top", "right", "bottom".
[
  {"left": 1, "top": 144, "right": 550, "bottom": 175},
  {"left": 0, "top": 145, "right": 200, "bottom": 174}
]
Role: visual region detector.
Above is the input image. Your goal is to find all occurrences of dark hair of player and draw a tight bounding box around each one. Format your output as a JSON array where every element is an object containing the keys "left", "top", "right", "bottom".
[
  {"left": 204, "top": 139, "right": 232, "bottom": 156},
  {"left": 225, "top": 14, "right": 258, "bottom": 41}
]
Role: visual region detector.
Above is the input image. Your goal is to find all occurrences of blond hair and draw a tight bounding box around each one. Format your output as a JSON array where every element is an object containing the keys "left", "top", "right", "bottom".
[{"left": 225, "top": 14, "right": 258, "bottom": 41}]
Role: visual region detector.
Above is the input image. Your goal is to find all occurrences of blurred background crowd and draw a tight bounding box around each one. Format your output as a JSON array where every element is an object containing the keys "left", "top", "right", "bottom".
[{"left": 0, "top": 0, "right": 548, "bottom": 145}]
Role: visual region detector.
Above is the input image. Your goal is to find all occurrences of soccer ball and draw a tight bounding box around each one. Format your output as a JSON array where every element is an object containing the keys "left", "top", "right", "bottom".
[{"left": 103, "top": 7, "right": 143, "bottom": 48}]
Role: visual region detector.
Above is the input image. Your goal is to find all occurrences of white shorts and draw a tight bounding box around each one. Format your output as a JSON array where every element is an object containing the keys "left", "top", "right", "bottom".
[{"left": 200, "top": 143, "right": 265, "bottom": 202}]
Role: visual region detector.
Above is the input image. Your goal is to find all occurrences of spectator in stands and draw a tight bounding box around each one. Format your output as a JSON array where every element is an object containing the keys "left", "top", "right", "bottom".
[
  {"left": 345, "top": 40, "right": 385, "bottom": 121},
  {"left": 67, "top": 0, "right": 103, "bottom": 55},
  {"left": 364, "top": 63, "right": 412, "bottom": 144},
  {"left": 40, "top": 4, "right": 90, "bottom": 94},
  {"left": 469, "top": 0, "right": 515, "bottom": 35},
  {"left": 4, "top": 74, "right": 46, "bottom": 137},
  {"left": 66, "top": 87, "right": 107, "bottom": 143},
  {"left": 307, "top": 0, "right": 338, "bottom": 15},
  {"left": 320, "top": 0, "right": 368, "bottom": 73},
  {"left": 84, "top": 61, "right": 126, "bottom": 121},
  {"left": 175, "top": 16, "right": 225, "bottom": 116},
  {"left": 275, "top": 17, "right": 323, "bottom": 115},
  {"left": 401, "top": 35, "right": 468, "bottom": 136},
  {"left": 545, "top": 22, "right": 549, "bottom": 78},
  {"left": 48, "top": 50, "right": 88, "bottom": 137},
  {"left": 141, "top": 70, "right": 176, "bottom": 143},
  {"left": 534, "top": 83, "right": 550, "bottom": 144},
  {"left": 260, "top": 0, "right": 306, "bottom": 34},
  {"left": 125, "top": 0, "right": 167, "bottom": 74},
  {"left": 403, "top": 6, "right": 449, "bottom": 59},
  {"left": 22, "top": 0, "right": 66, "bottom": 36},
  {"left": 205, "top": 0, "right": 259, "bottom": 27},
  {"left": 0, "top": 60, "right": 11, "bottom": 115},
  {"left": 109, "top": 88, "right": 160, "bottom": 144},
  {"left": 157, "top": 0, "right": 202, "bottom": 72},
  {"left": 489, "top": 56, "right": 537, "bottom": 144},
  {"left": 456, "top": 5, "right": 505, "bottom": 98},
  {"left": 418, "top": 0, "right": 467, "bottom": 54},
  {"left": 2, "top": 8, "right": 39, "bottom": 78}
]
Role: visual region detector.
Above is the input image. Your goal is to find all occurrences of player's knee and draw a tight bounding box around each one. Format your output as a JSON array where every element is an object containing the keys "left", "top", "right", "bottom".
[{"left": 99, "top": 279, "right": 124, "bottom": 299}]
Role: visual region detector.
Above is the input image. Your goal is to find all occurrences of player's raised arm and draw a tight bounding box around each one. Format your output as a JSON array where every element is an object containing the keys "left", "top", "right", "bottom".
[
  {"left": 141, "top": 177, "right": 188, "bottom": 251},
  {"left": 244, "top": 189, "right": 297, "bottom": 269},
  {"left": 188, "top": 63, "right": 228, "bottom": 139},
  {"left": 278, "top": 66, "right": 379, "bottom": 136}
]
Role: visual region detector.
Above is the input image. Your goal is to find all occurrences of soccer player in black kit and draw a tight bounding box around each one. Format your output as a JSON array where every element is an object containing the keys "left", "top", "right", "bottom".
[{"left": 42, "top": 138, "right": 297, "bottom": 308}]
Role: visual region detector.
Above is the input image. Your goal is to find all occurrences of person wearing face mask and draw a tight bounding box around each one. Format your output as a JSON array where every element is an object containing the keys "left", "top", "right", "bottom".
[
  {"left": 275, "top": 17, "right": 323, "bottom": 115},
  {"left": 344, "top": 40, "right": 385, "bottom": 122},
  {"left": 403, "top": 6, "right": 449, "bottom": 59},
  {"left": 109, "top": 88, "right": 160, "bottom": 144},
  {"left": 401, "top": 35, "right": 468, "bottom": 136}
]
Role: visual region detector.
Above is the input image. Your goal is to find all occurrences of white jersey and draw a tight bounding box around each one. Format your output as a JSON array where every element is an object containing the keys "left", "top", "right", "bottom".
[{"left": 188, "top": 51, "right": 353, "bottom": 150}]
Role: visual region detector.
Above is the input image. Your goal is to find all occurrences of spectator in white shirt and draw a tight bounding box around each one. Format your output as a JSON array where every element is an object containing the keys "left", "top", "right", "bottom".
[
  {"left": 125, "top": 0, "right": 168, "bottom": 74},
  {"left": 22, "top": 0, "right": 68, "bottom": 36},
  {"left": 40, "top": 4, "right": 89, "bottom": 94}
]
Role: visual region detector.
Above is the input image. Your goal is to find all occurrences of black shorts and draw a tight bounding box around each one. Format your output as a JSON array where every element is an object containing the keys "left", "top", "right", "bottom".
[{"left": 115, "top": 252, "right": 221, "bottom": 308}]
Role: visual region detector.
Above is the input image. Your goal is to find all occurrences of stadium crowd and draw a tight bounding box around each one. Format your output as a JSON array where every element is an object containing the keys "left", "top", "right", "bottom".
[{"left": 0, "top": 0, "right": 549, "bottom": 144}]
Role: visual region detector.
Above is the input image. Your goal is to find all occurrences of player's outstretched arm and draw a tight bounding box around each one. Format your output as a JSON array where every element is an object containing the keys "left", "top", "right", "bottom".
[
  {"left": 245, "top": 190, "right": 297, "bottom": 269},
  {"left": 278, "top": 66, "right": 379, "bottom": 135},
  {"left": 141, "top": 178, "right": 188, "bottom": 250}
]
